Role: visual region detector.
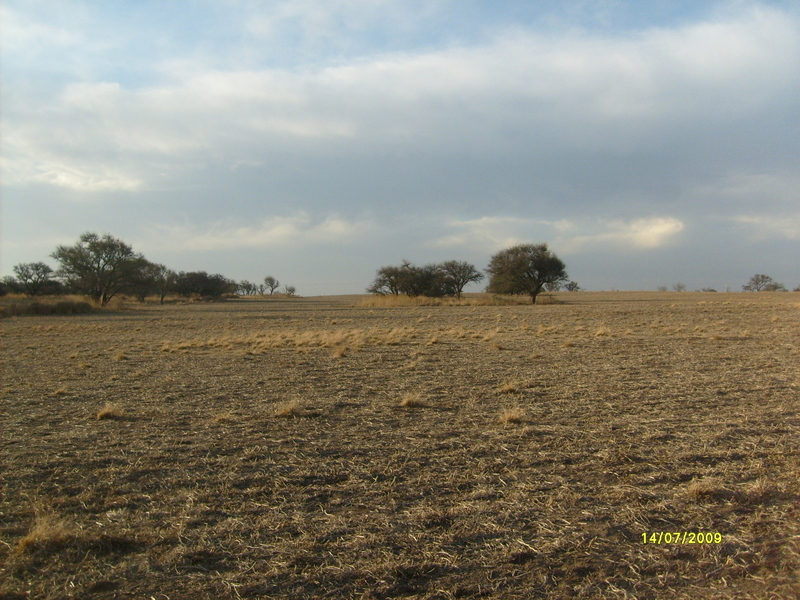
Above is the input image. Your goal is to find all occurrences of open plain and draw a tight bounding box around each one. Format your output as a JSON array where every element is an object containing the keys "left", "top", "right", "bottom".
[{"left": 2, "top": 292, "right": 799, "bottom": 599}]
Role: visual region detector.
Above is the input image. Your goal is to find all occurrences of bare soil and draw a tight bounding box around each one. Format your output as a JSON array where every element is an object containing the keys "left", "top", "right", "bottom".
[{"left": 2, "top": 292, "right": 799, "bottom": 599}]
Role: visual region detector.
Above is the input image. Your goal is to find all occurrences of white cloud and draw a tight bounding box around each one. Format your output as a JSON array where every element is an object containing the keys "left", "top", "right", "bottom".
[
  {"left": 730, "top": 214, "right": 800, "bottom": 240},
  {"left": 4, "top": 4, "right": 797, "bottom": 190},
  {"left": 431, "top": 216, "right": 561, "bottom": 250},
  {"left": 142, "top": 213, "right": 378, "bottom": 252},
  {"left": 434, "top": 215, "right": 685, "bottom": 253},
  {"left": 563, "top": 217, "right": 685, "bottom": 251}
]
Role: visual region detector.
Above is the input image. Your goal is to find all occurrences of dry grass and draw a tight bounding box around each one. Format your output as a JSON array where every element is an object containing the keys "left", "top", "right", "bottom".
[
  {"left": 498, "top": 406, "right": 524, "bottom": 424},
  {"left": 399, "top": 392, "right": 427, "bottom": 408},
  {"left": 497, "top": 381, "right": 521, "bottom": 394},
  {"left": 275, "top": 400, "right": 302, "bottom": 418},
  {"left": 330, "top": 344, "right": 348, "bottom": 358},
  {"left": 15, "top": 511, "right": 73, "bottom": 554},
  {"left": 359, "top": 294, "right": 531, "bottom": 307},
  {"left": 2, "top": 292, "right": 799, "bottom": 599},
  {"left": 96, "top": 403, "right": 124, "bottom": 420}
]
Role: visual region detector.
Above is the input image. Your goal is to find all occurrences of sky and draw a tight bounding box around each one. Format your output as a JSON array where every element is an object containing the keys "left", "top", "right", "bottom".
[{"left": 2, "top": 0, "right": 799, "bottom": 295}]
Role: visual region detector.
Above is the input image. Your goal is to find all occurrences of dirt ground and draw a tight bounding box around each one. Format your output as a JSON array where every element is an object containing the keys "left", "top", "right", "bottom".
[{"left": 2, "top": 292, "right": 799, "bottom": 599}]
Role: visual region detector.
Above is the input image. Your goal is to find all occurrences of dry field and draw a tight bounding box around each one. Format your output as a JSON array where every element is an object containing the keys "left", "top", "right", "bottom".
[{"left": 2, "top": 292, "right": 799, "bottom": 599}]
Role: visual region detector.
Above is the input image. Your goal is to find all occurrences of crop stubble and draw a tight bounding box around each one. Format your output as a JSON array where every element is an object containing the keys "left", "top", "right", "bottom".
[{"left": 2, "top": 292, "right": 799, "bottom": 599}]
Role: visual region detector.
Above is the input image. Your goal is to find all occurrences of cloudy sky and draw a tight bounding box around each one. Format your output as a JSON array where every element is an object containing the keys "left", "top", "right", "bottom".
[{"left": 2, "top": 0, "right": 798, "bottom": 294}]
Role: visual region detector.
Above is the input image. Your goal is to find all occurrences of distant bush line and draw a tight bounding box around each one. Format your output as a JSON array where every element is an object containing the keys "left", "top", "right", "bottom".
[{"left": 0, "top": 300, "right": 94, "bottom": 318}]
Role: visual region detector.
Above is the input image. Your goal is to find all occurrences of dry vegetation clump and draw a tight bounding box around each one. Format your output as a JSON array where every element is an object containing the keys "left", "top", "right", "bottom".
[
  {"left": 15, "top": 511, "right": 73, "bottom": 555},
  {"left": 275, "top": 400, "right": 302, "bottom": 417},
  {"left": 399, "top": 392, "right": 427, "bottom": 408},
  {"left": 497, "top": 406, "right": 524, "bottom": 424},
  {"left": 330, "top": 344, "right": 348, "bottom": 358},
  {"left": 497, "top": 381, "right": 521, "bottom": 394},
  {"left": 96, "top": 403, "right": 124, "bottom": 420},
  {"left": 2, "top": 292, "right": 799, "bottom": 599}
]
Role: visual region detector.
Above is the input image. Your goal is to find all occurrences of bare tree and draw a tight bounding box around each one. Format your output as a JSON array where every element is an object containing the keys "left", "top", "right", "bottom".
[
  {"left": 672, "top": 282, "right": 687, "bottom": 292},
  {"left": 283, "top": 285, "right": 296, "bottom": 296}
]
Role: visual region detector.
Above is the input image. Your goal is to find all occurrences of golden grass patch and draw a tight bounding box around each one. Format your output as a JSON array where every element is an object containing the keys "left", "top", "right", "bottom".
[
  {"left": 276, "top": 401, "right": 302, "bottom": 418},
  {"left": 497, "top": 381, "right": 521, "bottom": 394},
  {"left": 399, "top": 392, "right": 427, "bottom": 408},
  {"left": 16, "top": 511, "right": 73, "bottom": 554},
  {"left": 498, "top": 407, "right": 524, "bottom": 424},
  {"left": 330, "top": 345, "right": 348, "bottom": 358},
  {"left": 96, "top": 403, "right": 124, "bottom": 420}
]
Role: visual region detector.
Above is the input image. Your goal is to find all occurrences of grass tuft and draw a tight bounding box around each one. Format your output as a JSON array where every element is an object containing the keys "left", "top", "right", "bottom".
[
  {"left": 399, "top": 392, "right": 427, "bottom": 408},
  {"left": 16, "top": 511, "right": 72, "bottom": 554},
  {"left": 96, "top": 403, "right": 124, "bottom": 420},
  {"left": 498, "top": 407, "right": 524, "bottom": 424},
  {"left": 330, "top": 345, "right": 348, "bottom": 358},
  {"left": 497, "top": 381, "right": 520, "bottom": 394},
  {"left": 276, "top": 401, "right": 302, "bottom": 418}
]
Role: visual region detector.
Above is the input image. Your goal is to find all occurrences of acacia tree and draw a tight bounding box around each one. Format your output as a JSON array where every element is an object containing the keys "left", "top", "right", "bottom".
[
  {"left": 264, "top": 276, "right": 280, "bottom": 295},
  {"left": 367, "top": 261, "right": 470, "bottom": 298},
  {"left": 238, "top": 280, "right": 258, "bottom": 296},
  {"left": 12, "top": 262, "right": 55, "bottom": 296},
  {"left": 743, "top": 274, "right": 785, "bottom": 292},
  {"left": 51, "top": 232, "right": 145, "bottom": 306},
  {"left": 440, "top": 260, "right": 484, "bottom": 299},
  {"left": 485, "top": 243, "right": 567, "bottom": 304}
]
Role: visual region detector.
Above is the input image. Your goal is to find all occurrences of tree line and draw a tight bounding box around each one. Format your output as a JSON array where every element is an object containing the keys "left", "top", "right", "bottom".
[
  {"left": 368, "top": 243, "right": 576, "bottom": 304},
  {"left": 1, "top": 232, "right": 295, "bottom": 306}
]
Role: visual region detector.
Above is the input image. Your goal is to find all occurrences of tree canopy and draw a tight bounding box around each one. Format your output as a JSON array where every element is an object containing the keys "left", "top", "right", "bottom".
[
  {"left": 485, "top": 243, "right": 567, "bottom": 304},
  {"left": 51, "top": 232, "right": 144, "bottom": 306}
]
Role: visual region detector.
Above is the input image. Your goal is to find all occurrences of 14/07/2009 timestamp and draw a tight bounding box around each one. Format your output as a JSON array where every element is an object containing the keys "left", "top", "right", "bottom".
[{"left": 642, "top": 532, "right": 722, "bottom": 544}]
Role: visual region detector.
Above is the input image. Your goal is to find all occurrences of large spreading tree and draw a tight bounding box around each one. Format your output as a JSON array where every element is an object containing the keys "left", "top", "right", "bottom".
[
  {"left": 485, "top": 243, "right": 568, "bottom": 304},
  {"left": 51, "top": 232, "right": 145, "bottom": 306}
]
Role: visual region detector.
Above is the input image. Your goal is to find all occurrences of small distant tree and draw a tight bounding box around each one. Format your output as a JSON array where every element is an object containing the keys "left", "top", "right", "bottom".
[
  {"left": 743, "top": 274, "right": 785, "bottom": 292},
  {"left": 485, "top": 243, "right": 567, "bottom": 304},
  {"left": 657, "top": 285, "right": 668, "bottom": 292},
  {"left": 264, "top": 276, "right": 280, "bottom": 295},
  {"left": 127, "top": 258, "right": 162, "bottom": 302},
  {"left": 672, "top": 282, "right": 687, "bottom": 292},
  {"left": 238, "top": 280, "right": 258, "bottom": 296},
  {"left": 153, "top": 265, "right": 176, "bottom": 304},
  {"left": 440, "top": 260, "right": 484, "bottom": 299},
  {"left": 12, "top": 262, "right": 55, "bottom": 296},
  {"left": 51, "top": 232, "right": 146, "bottom": 306},
  {"left": 283, "top": 285, "right": 296, "bottom": 296},
  {"left": 565, "top": 281, "right": 581, "bottom": 292}
]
